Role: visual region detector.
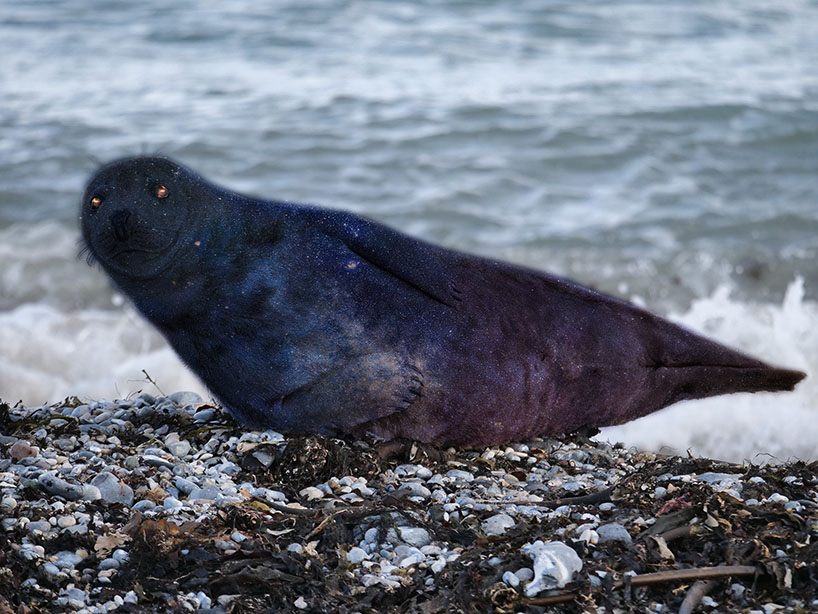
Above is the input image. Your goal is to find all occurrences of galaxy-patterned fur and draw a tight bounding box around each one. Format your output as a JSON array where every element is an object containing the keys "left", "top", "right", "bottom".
[{"left": 80, "top": 157, "right": 805, "bottom": 446}]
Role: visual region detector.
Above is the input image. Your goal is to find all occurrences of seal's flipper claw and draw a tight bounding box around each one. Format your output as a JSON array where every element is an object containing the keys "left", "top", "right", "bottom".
[{"left": 267, "top": 353, "right": 425, "bottom": 435}]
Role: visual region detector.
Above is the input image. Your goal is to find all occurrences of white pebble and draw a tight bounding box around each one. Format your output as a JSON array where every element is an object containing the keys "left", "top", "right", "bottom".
[
  {"left": 346, "top": 547, "right": 368, "bottom": 564},
  {"left": 299, "top": 486, "right": 324, "bottom": 501},
  {"left": 522, "top": 541, "right": 583, "bottom": 597},
  {"left": 481, "top": 513, "right": 516, "bottom": 537}
]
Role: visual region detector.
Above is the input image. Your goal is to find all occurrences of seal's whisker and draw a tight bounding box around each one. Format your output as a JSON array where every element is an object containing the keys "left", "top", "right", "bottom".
[{"left": 76, "top": 238, "right": 98, "bottom": 266}]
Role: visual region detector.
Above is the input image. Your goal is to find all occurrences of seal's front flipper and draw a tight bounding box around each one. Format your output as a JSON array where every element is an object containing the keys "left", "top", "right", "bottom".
[
  {"left": 310, "top": 209, "right": 463, "bottom": 308},
  {"left": 267, "top": 353, "right": 424, "bottom": 436}
]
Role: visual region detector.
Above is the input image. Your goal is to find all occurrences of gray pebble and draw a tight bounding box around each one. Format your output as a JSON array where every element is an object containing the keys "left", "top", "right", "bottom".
[
  {"left": 38, "top": 473, "right": 84, "bottom": 501},
  {"left": 42, "top": 562, "right": 61, "bottom": 577},
  {"left": 193, "top": 408, "right": 216, "bottom": 423},
  {"left": 99, "top": 558, "right": 120, "bottom": 570},
  {"left": 175, "top": 477, "right": 197, "bottom": 495},
  {"left": 142, "top": 455, "right": 175, "bottom": 470},
  {"left": 164, "top": 496, "right": 183, "bottom": 510},
  {"left": 364, "top": 527, "right": 380, "bottom": 544},
  {"left": 395, "top": 482, "right": 432, "bottom": 499},
  {"left": 27, "top": 520, "right": 52, "bottom": 534},
  {"left": 597, "top": 523, "right": 632, "bottom": 544},
  {"left": 166, "top": 440, "right": 191, "bottom": 457},
  {"left": 397, "top": 527, "right": 431, "bottom": 548},
  {"left": 187, "top": 486, "right": 222, "bottom": 501},
  {"left": 91, "top": 472, "right": 134, "bottom": 506},
  {"left": 502, "top": 571, "right": 520, "bottom": 587},
  {"left": 168, "top": 391, "right": 203, "bottom": 406},
  {"left": 515, "top": 567, "right": 534, "bottom": 582},
  {"left": 132, "top": 500, "right": 156, "bottom": 512},
  {"left": 446, "top": 469, "right": 474, "bottom": 482}
]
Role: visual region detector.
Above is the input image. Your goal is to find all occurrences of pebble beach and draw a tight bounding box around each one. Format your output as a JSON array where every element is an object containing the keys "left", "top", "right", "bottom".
[{"left": 0, "top": 393, "right": 816, "bottom": 613}]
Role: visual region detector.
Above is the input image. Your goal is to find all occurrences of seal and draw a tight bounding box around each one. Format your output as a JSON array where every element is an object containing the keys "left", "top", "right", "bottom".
[{"left": 80, "top": 156, "right": 806, "bottom": 446}]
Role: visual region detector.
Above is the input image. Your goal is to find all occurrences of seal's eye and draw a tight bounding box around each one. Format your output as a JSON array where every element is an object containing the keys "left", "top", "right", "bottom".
[
  {"left": 90, "top": 196, "right": 102, "bottom": 210},
  {"left": 156, "top": 185, "right": 169, "bottom": 199}
]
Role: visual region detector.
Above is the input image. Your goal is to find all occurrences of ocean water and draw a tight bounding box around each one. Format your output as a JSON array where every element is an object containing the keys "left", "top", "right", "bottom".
[{"left": 1, "top": 1, "right": 816, "bottom": 462}]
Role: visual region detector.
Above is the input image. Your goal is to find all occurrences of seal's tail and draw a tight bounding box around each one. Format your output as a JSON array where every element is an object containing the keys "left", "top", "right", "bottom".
[
  {"left": 661, "top": 364, "right": 805, "bottom": 402},
  {"left": 639, "top": 315, "right": 806, "bottom": 406}
]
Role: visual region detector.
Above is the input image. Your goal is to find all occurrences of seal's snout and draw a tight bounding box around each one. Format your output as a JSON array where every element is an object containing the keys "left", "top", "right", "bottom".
[{"left": 110, "top": 210, "right": 132, "bottom": 242}]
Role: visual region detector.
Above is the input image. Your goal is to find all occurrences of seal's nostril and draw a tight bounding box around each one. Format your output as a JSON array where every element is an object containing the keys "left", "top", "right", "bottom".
[{"left": 110, "top": 210, "right": 131, "bottom": 241}]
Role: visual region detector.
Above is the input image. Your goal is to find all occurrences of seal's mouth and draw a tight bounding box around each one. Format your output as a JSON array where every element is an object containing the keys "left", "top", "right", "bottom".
[{"left": 85, "top": 219, "right": 185, "bottom": 281}]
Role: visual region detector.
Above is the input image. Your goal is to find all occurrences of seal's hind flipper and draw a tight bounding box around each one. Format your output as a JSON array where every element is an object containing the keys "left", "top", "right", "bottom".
[{"left": 266, "top": 352, "right": 424, "bottom": 436}]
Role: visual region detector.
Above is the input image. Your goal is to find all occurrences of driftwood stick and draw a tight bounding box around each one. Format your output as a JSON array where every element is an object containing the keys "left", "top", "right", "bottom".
[
  {"left": 523, "top": 565, "right": 758, "bottom": 606},
  {"left": 620, "top": 565, "right": 756, "bottom": 588},
  {"left": 679, "top": 579, "right": 717, "bottom": 614}
]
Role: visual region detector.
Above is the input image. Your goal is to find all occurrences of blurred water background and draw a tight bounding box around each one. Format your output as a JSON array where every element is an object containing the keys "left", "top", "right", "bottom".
[{"left": 1, "top": 0, "right": 817, "bottom": 462}]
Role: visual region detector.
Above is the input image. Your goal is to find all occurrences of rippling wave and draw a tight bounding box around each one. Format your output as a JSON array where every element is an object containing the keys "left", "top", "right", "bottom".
[{"left": 1, "top": 0, "right": 816, "bottom": 460}]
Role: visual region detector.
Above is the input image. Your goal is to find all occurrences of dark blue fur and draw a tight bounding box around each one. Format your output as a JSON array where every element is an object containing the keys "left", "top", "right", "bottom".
[{"left": 80, "top": 157, "right": 805, "bottom": 446}]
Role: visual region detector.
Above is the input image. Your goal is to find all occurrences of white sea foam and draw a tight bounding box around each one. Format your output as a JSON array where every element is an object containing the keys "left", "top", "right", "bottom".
[
  {"left": 0, "top": 303, "right": 206, "bottom": 407},
  {"left": 602, "top": 277, "right": 817, "bottom": 463}
]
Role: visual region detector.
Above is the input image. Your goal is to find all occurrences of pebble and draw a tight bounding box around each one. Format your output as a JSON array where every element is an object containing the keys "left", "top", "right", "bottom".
[
  {"left": 57, "top": 515, "right": 77, "bottom": 528},
  {"left": 0, "top": 392, "right": 812, "bottom": 613},
  {"left": 196, "top": 592, "right": 212, "bottom": 609},
  {"left": 42, "top": 562, "right": 61, "bottom": 577},
  {"left": 142, "top": 454, "right": 175, "bottom": 470},
  {"left": 364, "top": 527, "right": 379, "bottom": 544},
  {"left": 397, "top": 527, "right": 431, "bottom": 548},
  {"left": 132, "top": 500, "right": 157, "bottom": 512},
  {"left": 188, "top": 485, "right": 221, "bottom": 500},
  {"left": 175, "top": 477, "right": 197, "bottom": 495},
  {"left": 192, "top": 408, "right": 216, "bottom": 422},
  {"left": 10, "top": 441, "right": 39, "bottom": 461},
  {"left": 597, "top": 523, "right": 633, "bottom": 545},
  {"left": 502, "top": 571, "right": 520, "bottom": 587},
  {"left": 731, "top": 583, "right": 746, "bottom": 598},
  {"left": 300, "top": 486, "right": 324, "bottom": 501},
  {"left": 29, "top": 519, "right": 54, "bottom": 533},
  {"left": 523, "top": 541, "right": 583, "bottom": 597},
  {"left": 91, "top": 472, "right": 134, "bottom": 506},
  {"left": 515, "top": 567, "right": 534, "bottom": 582},
  {"left": 38, "top": 473, "right": 85, "bottom": 501},
  {"left": 164, "top": 496, "right": 183, "bottom": 510},
  {"left": 166, "top": 439, "right": 192, "bottom": 458},
  {"left": 0, "top": 496, "right": 17, "bottom": 512},
  {"left": 481, "top": 513, "right": 516, "bottom": 536},
  {"left": 766, "top": 493, "right": 789, "bottom": 504},
  {"left": 445, "top": 469, "right": 474, "bottom": 482},
  {"left": 395, "top": 481, "right": 432, "bottom": 499},
  {"left": 168, "top": 391, "right": 203, "bottom": 406},
  {"left": 347, "top": 547, "right": 368, "bottom": 564}
]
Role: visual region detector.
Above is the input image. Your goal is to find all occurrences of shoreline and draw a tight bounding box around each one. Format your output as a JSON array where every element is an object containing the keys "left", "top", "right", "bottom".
[{"left": 0, "top": 394, "right": 815, "bottom": 613}]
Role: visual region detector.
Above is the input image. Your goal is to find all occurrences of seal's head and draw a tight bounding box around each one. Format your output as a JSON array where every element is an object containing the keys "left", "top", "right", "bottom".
[{"left": 80, "top": 156, "right": 200, "bottom": 281}]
